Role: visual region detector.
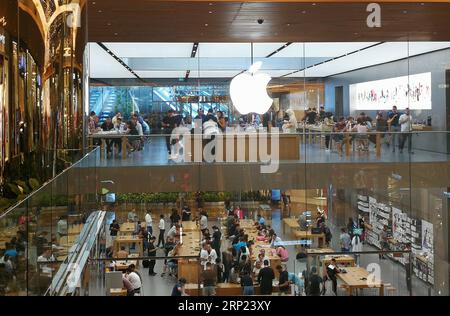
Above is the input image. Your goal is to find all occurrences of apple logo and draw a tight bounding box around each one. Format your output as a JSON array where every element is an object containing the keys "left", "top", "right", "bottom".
[{"left": 230, "top": 61, "right": 273, "bottom": 115}]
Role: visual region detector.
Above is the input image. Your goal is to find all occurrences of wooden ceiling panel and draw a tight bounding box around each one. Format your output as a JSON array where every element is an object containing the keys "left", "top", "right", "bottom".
[{"left": 87, "top": 1, "right": 450, "bottom": 42}]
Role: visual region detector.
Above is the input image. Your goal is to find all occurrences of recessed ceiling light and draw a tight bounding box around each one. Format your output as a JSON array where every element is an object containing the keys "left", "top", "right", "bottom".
[
  {"left": 403, "top": 10, "right": 408, "bottom": 14},
  {"left": 209, "top": 11, "right": 213, "bottom": 14},
  {"left": 114, "top": 33, "right": 118, "bottom": 36},
  {"left": 107, "top": 22, "right": 111, "bottom": 26},
  {"left": 312, "top": 3, "right": 316, "bottom": 6},
  {"left": 98, "top": 10, "right": 102, "bottom": 13},
  {"left": 205, "top": 23, "right": 208, "bottom": 27},
  {"left": 209, "top": 2, "right": 213, "bottom": 5},
  {"left": 302, "top": 10, "right": 307, "bottom": 14},
  {"left": 354, "top": 32, "right": 359, "bottom": 35},
  {"left": 286, "top": 23, "right": 291, "bottom": 27}
]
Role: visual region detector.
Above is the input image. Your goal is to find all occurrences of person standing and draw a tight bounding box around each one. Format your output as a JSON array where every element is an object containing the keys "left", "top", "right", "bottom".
[
  {"left": 258, "top": 260, "right": 275, "bottom": 295},
  {"left": 171, "top": 278, "right": 187, "bottom": 296},
  {"left": 201, "top": 262, "right": 217, "bottom": 296},
  {"left": 145, "top": 210, "right": 153, "bottom": 236},
  {"left": 200, "top": 210, "right": 208, "bottom": 234},
  {"left": 339, "top": 228, "right": 351, "bottom": 252},
  {"left": 306, "top": 267, "right": 323, "bottom": 296},
  {"left": 326, "top": 258, "right": 341, "bottom": 296},
  {"left": 211, "top": 226, "right": 222, "bottom": 261},
  {"left": 147, "top": 236, "right": 157, "bottom": 276},
  {"left": 379, "top": 225, "right": 389, "bottom": 259},
  {"left": 240, "top": 270, "right": 255, "bottom": 295},
  {"left": 157, "top": 214, "right": 166, "bottom": 248},
  {"left": 181, "top": 205, "right": 191, "bottom": 221},
  {"left": 404, "top": 243, "right": 412, "bottom": 295},
  {"left": 276, "top": 265, "right": 291, "bottom": 295},
  {"left": 387, "top": 105, "right": 401, "bottom": 152},
  {"left": 399, "top": 107, "right": 413, "bottom": 154}
]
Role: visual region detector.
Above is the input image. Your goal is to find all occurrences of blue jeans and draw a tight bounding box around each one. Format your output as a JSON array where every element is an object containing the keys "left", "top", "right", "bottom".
[{"left": 243, "top": 286, "right": 254, "bottom": 296}]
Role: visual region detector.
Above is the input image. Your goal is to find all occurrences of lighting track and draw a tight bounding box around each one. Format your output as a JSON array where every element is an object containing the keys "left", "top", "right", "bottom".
[
  {"left": 266, "top": 42, "right": 293, "bottom": 58},
  {"left": 184, "top": 42, "right": 199, "bottom": 82},
  {"left": 280, "top": 42, "right": 385, "bottom": 78},
  {"left": 96, "top": 42, "right": 145, "bottom": 82}
]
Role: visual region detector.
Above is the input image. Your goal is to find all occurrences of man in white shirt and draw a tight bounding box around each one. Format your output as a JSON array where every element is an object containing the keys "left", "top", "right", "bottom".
[
  {"left": 157, "top": 215, "right": 166, "bottom": 247},
  {"left": 128, "top": 210, "right": 137, "bottom": 222},
  {"left": 56, "top": 216, "right": 68, "bottom": 238},
  {"left": 145, "top": 211, "right": 153, "bottom": 236},
  {"left": 399, "top": 108, "right": 413, "bottom": 154},
  {"left": 200, "top": 243, "right": 217, "bottom": 269},
  {"left": 126, "top": 264, "right": 142, "bottom": 296},
  {"left": 37, "top": 248, "right": 56, "bottom": 277},
  {"left": 200, "top": 211, "right": 208, "bottom": 233},
  {"left": 167, "top": 224, "right": 180, "bottom": 239}
]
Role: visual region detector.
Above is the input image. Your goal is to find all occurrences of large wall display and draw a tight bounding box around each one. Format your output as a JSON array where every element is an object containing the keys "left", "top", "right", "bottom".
[{"left": 349, "top": 72, "right": 432, "bottom": 111}]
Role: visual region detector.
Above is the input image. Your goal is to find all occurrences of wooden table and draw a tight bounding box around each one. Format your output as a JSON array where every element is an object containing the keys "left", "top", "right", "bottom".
[
  {"left": 185, "top": 283, "right": 281, "bottom": 296},
  {"left": 114, "top": 253, "right": 139, "bottom": 271},
  {"left": 110, "top": 288, "right": 128, "bottom": 296},
  {"left": 113, "top": 236, "right": 143, "bottom": 257},
  {"left": 293, "top": 230, "right": 325, "bottom": 248},
  {"left": 178, "top": 231, "right": 202, "bottom": 283},
  {"left": 321, "top": 255, "right": 356, "bottom": 267},
  {"left": 181, "top": 221, "right": 199, "bottom": 232},
  {"left": 283, "top": 217, "right": 300, "bottom": 234},
  {"left": 336, "top": 267, "right": 385, "bottom": 296},
  {"left": 119, "top": 223, "right": 135, "bottom": 235},
  {"left": 239, "top": 219, "right": 256, "bottom": 230}
]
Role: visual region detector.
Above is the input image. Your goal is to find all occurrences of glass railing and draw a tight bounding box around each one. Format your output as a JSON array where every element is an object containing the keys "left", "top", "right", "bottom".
[
  {"left": 86, "top": 130, "right": 449, "bottom": 167},
  {"left": 0, "top": 147, "right": 99, "bottom": 296},
  {"left": 1, "top": 130, "right": 449, "bottom": 296}
]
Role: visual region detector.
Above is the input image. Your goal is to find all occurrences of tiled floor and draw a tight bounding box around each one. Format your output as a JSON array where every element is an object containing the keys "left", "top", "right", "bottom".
[{"left": 92, "top": 136, "right": 449, "bottom": 168}]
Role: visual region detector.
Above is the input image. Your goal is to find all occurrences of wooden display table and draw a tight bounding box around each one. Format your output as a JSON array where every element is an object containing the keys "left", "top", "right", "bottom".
[
  {"left": 186, "top": 133, "right": 301, "bottom": 162},
  {"left": 114, "top": 253, "right": 139, "bottom": 271},
  {"left": 282, "top": 217, "right": 300, "bottom": 234},
  {"left": 178, "top": 231, "right": 201, "bottom": 283},
  {"left": 113, "top": 236, "right": 143, "bottom": 257},
  {"left": 181, "top": 221, "right": 199, "bottom": 232},
  {"left": 321, "top": 255, "right": 356, "bottom": 267},
  {"left": 239, "top": 219, "right": 256, "bottom": 230},
  {"left": 119, "top": 222, "right": 136, "bottom": 235},
  {"left": 293, "top": 230, "right": 325, "bottom": 248},
  {"left": 185, "top": 283, "right": 281, "bottom": 296},
  {"left": 110, "top": 288, "right": 128, "bottom": 296},
  {"left": 336, "top": 267, "right": 385, "bottom": 296}
]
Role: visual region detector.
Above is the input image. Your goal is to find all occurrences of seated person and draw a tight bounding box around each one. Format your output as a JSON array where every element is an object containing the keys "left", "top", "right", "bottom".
[
  {"left": 116, "top": 246, "right": 129, "bottom": 259},
  {"left": 276, "top": 246, "right": 289, "bottom": 263},
  {"left": 229, "top": 263, "right": 241, "bottom": 284},
  {"left": 270, "top": 233, "right": 282, "bottom": 248},
  {"left": 167, "top": 224, "right": 181, "bottom": 239}
]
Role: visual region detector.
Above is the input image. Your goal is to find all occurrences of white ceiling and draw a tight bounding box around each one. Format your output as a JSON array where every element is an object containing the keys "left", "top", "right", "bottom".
[{"left": 89, "top": 42, "right": 450, "bottom": 79}]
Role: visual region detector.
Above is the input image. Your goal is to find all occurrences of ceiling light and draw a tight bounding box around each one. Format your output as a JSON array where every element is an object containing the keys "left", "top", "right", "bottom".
[
  {"left": 98, "top": 10, "right": 102, "bottom": 13},
  {"left": 205, "top": 23, "right": 208, "bottom": 27},
  {"left": 114, "top": 33, "right": 118, "bottom": 36},
  {"left": 302, "top": 10, "right": 306, "bottom": 14},
  {"left": 209, "top": 11, "right": 213, "bottom": 14},
  {"left": 312, "top": 3, "right": 316, "bottom": 6},
  {"left": 403, "top": 10, "right": 408, "bottom": 14},
  {"left": 286, "top": 24, "right": 291, "bottom": 27}
]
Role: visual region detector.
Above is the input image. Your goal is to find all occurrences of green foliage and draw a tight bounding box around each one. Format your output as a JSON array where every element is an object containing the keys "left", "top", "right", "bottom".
[{"left": 116, "top": 191, "right": 267, "bottom": 204}]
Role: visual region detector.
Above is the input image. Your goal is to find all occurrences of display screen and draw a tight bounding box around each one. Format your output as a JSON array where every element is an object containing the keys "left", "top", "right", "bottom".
[{"left": 349, "top": 72, "right": 432, "bottom": 111}]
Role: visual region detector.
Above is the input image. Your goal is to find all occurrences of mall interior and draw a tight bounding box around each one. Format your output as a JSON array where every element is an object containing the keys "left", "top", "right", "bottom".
[{"left": 0, "top": 0, "right": 449, "bottom": 296}]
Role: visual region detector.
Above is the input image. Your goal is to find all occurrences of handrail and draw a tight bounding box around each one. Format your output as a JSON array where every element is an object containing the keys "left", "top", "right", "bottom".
[{"left": 0, "top": 147, "right": 100, "bottom": 220}]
